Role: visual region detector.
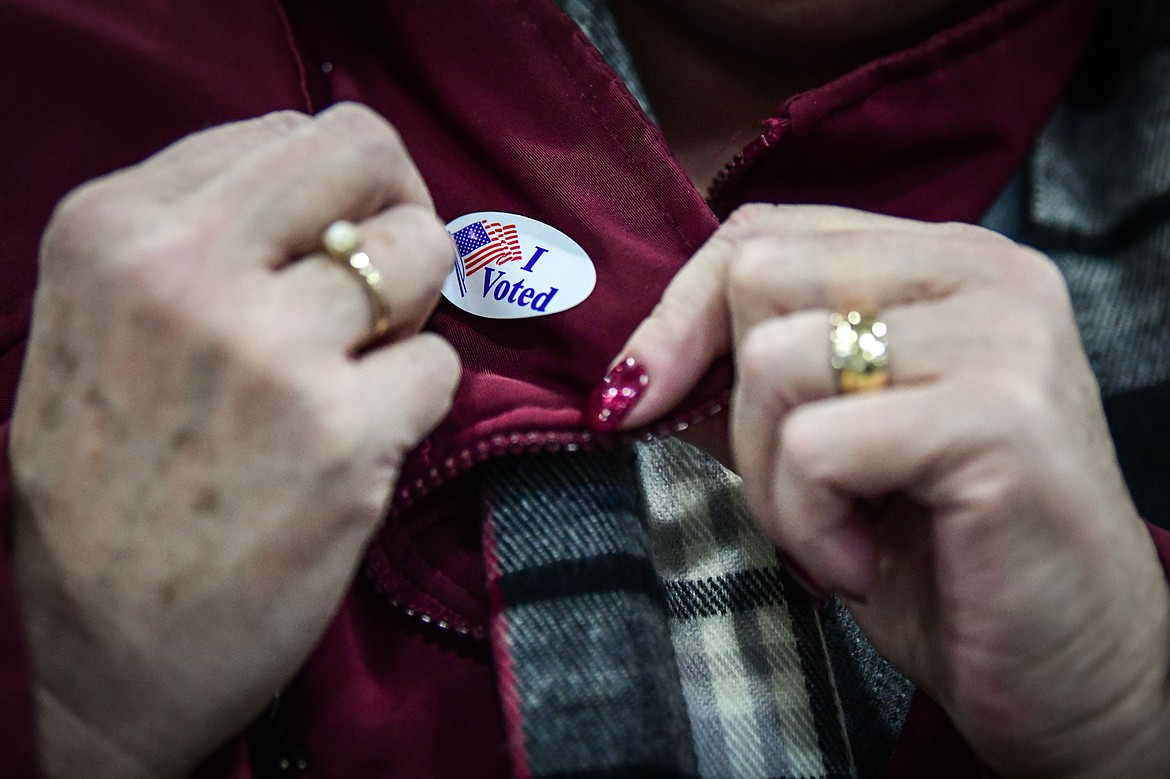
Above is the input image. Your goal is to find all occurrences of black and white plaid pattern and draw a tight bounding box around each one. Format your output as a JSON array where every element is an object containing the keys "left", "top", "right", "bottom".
[
  {"left": 484, "top": 444, "right": 869, "bottom": 778},
  {"left": 490, "top": 8, "right": 1170, "bottom": 776},
  {"left": 638, "top": 438, "right": 854, "bottom": 779},
  {"left": 485, "top": 447, "right": 699, "bottom": 777}
]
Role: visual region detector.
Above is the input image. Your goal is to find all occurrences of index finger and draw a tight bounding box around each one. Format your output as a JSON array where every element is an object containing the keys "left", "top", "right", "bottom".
[{"left": 591, "top": 204, "right": 1017, "bottom": 431}]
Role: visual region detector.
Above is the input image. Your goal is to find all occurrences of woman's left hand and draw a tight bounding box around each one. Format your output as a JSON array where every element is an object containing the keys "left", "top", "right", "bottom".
[{"left": 599, "top": 204, "right": 1170, "bottom": 777}]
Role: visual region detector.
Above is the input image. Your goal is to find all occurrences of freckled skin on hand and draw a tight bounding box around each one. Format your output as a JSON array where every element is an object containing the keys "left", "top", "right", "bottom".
[{"left": 10, "top": 105, "right": 461, "bottom": 778}]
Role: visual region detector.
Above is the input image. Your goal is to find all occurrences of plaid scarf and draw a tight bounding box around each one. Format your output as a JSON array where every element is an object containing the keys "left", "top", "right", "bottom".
[
  {"left": 639, "top": 440, "right": 853, "bottom": 778},
  {"left": 483, "top": 443, "right": 868, "bottom": 778}
]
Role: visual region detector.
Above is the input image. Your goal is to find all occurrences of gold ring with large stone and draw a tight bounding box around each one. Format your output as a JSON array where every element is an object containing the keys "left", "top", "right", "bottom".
[
  {"left": 830, "top": 310, "right": 889, "bottom": 393},
  {"left": 322, "top": 220, "right": 391, "bottom": 346}
]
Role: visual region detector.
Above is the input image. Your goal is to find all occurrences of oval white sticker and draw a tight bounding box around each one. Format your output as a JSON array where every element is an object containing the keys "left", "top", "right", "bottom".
[{"left": 442, "top": 211, "right": 596, "bottom": 320}]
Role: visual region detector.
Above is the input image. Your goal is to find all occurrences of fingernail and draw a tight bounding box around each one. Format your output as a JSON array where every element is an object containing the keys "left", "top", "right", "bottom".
[
  {"left": 587, "top": 356, "right": 649, "bottom": 432},
  {"left": 819, "top": 518, "right": 876, "bottom": 603},
  {"left": 780, "top": 553, "right": 833, "bottom": 604}
]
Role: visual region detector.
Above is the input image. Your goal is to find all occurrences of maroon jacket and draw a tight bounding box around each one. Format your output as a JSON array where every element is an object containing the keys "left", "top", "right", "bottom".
[{"left": 2, "top": 0, "right": 1168, "bottom": 776}]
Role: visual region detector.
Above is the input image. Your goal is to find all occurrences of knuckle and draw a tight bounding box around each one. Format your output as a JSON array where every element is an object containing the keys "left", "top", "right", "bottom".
[
  {"left": 934, "top": 220, "right": 1004, "bottom": 245},
  {"left": 736, "top": 324, "right": 778, "bottom": 387},
  {"left": 322, "top": 102, "right": 404, "bottom": 152},
  {"left": 317, "top": 105, "right": 424, "bottom": 208},
  {"left": 983, "top": 242, "right": 1070, "bottom": 307},
  {"left": 43, "top": 181, "right": 133, "bottom": 262},
  {"left": 723, "top": 202, "right": 778, "bottom": 235},
  {"left": 119, "top": 218, "right": 203, "bottom": 280},
  {"left": 254, "top": 109, "right": 311, "bottom": 136},
  {"left": 412, "top": 334, "right": 462, "bottom": 395},
  {"left": 305, "top": 106, "right": 409, "bottom": 192},
  {"left": 726, "top": 239, "right": 777, "bottom": 309},
  {"left": 111, "top": 222, "right": 229, "bottom": 329},
  {"left": 1016, "top": 249, "right": 1071, "bottom": 311},
  {"left": 356, "top": 128, "right": 408, "bottom": 170},
  {"left": 314, "top": 389, "right": 363, "bottom": 442},
  {"left": 735, "top": 322, "right": 819, "bottom": 418},
  {"left": 399, "top": 205, "right": 455, "bottom": 285},
  {"left": 993, "top": 372, "right": 1048, "bottom": 420},
  {"left": 777, "top": 409, "right": 828, "bottom": 484},
  {"left": 964, "top": 370, "right": 1048, "bottom": 451}
]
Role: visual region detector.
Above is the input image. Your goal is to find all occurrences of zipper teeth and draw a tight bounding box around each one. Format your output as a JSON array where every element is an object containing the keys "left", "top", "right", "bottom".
[
  {"left": 365, "top": 568, "right": 488, "bottom": 641},
  {"left": 370, "top": 393, "right": 729, "bottom": 641},
  {"left": 387, "top": 393, "right": 729, "bottom": 520},
  {"left": 385, "top": 121, "right": 784, "bottom": 526},
  {"left": 373, "top": 97, "right": 785, "bottom": 642},
  {"left": 377, "top": 110, "right": 776, "bottom": 635},
  {"left": 707, "top": 117, "right": 790, "bottom": 216}
]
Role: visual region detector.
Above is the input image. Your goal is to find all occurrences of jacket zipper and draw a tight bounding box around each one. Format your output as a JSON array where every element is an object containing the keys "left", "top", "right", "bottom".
[
  {"left": 363, "top": 571, "right": 489, "bottom": 640},
  {"left": 370, "top": 392, "right": 730, "bottom": 641},
  {"left": 707, "top": 116, "right": 791, "bottom": 216},
  {"left": 375, "top": 115, "right": 788, "bottom": 639},
  {"left": 387, "top": 392, "right": 729, "bottom": 518}
]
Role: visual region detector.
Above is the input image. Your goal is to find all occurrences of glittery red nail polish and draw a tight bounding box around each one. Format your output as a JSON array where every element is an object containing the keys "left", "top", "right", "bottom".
[{"left": 587, "top": 356, "right": 649, "bottom": 432}]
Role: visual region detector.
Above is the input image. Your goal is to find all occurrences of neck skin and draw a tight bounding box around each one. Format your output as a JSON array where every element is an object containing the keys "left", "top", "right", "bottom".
[{"left": 608, "top": 0, "right": 978, "bottom": 190}]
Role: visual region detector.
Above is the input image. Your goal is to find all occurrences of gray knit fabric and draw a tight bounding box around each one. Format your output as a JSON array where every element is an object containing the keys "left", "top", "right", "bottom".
[
  {"left": 486, "top": 444, "right": 870, "bottom": 777},
  {"left": 818, "top": 602, "right": 916, "bottom": 779},
  {"left": 555, "top": 0, "right": 655, "bottom": 119},
  {"left": 987, "top": 51, "right": 1170, "bottom": 397},
  {"left": 1031, "top": 54, "right": 1170, "bottom": 236}
]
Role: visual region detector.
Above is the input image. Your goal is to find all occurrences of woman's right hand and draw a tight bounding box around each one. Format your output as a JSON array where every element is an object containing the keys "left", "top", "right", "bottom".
[
  {"left": 602, "top": 204, "right": 1170, "bottom": 777},
  {"left": 9, "top": 104, "right": 461, "bottom": 778}
]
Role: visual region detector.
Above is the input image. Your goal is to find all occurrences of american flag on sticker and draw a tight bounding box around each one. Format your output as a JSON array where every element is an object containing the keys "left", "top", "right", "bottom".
[{"left": 451, "top": 220, "right": 523, "bottom": 277}]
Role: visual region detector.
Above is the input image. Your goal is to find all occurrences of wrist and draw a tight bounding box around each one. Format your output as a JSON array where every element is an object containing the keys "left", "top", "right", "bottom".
[
  {"left": 1059, "top": 688, "right": 1170, "bottom": 779},
  {"left": 1059, "top": 541, "right": 1170, "bottom": 778},
  {"left": 965, "top": 516, "right": 1170, "bottom": 778},
  {"left": 33, "top": 685, "right": 162, "bottom": 779},
  {"left": 15, "top": 507, "right": 197, "bottom": 779}
]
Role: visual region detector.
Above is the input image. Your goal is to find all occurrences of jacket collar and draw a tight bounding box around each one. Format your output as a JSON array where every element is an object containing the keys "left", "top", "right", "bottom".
[
  {"left": 708, "top": 0, "right": 1105, "bottom": 221},
  {"left": 372, "top": 0, "right": 1104, "bottom": 498},
  {"left": 354, "top": 0, "right": 1103, "bottom": 624}
]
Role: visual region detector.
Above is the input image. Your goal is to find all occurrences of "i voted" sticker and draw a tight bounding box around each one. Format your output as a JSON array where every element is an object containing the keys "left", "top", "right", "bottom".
[{"left": 443, "top": 212, "right": 596, "bottom": 319}]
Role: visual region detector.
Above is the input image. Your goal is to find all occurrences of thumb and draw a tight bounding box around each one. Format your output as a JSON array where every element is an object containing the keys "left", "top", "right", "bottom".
[{"left": 586, "top": 234, "right": 734, "bottom": 431}]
